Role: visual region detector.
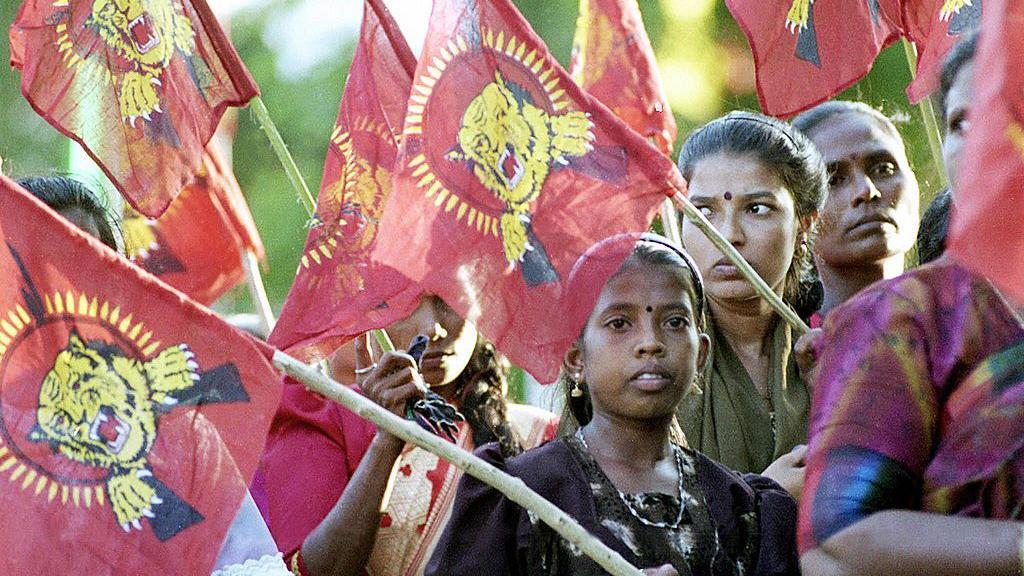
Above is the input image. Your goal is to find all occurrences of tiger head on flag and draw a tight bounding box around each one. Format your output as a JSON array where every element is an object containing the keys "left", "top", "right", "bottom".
[{"left": 10, "top": 0, "right": 259, "bottom": 217}]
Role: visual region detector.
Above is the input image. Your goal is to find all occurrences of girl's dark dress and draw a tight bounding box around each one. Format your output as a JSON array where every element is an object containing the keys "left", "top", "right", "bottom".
[{"left": 426, "top": 436, "right": 798, "bottom": 575}]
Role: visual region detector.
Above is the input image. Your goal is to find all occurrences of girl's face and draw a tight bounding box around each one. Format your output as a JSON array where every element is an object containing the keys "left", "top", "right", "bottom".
[
  {"left": 569, "top": 260, "right": 709, "bottom": 424},
  {"left": 807, "top": 112, "right": 919, "bottom": 269},
  {"left": 943, "top": 62, "right": 974, "bottom": 190},
  {"left": 682, "top": 152, "right": 803, "bottom": 304},
  {"left": 384, "top": 295, "right": 478, "bottom": 387}
]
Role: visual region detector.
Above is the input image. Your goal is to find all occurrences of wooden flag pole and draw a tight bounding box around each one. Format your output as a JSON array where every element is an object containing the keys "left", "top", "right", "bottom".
[
  {"left": 272, "top": 350, "right": 644, "bottom": 576},
  {"left": 250, "top": 96, "right": 318, "bottom": 216},
  {"left": 902, "top": 39, "right": 949, "bottom": 187},
  {"left": 242, "top": 249, "right": 276, "bottom": 335},
  {"left": 248, "top": 93, "right": 416, "bottom": 513},
  {"left": 659, "top": 198, "right": 683, "bottom": 247},
  {"left": 672, "top": 191, "right": 810, "bottom": 335}
]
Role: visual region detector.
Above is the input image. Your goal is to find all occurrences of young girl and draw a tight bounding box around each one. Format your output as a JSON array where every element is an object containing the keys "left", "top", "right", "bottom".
[
  {"left": 426, "top": 235, "right": 798, "bottom": 575},
  {"left": 676, "top": 112, "right": 827, "bottom": 488}
]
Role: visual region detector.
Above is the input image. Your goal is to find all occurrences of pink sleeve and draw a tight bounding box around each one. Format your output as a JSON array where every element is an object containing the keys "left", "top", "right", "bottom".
[{"left": 261, "top": 377, "right": 376, "bottom": 555}]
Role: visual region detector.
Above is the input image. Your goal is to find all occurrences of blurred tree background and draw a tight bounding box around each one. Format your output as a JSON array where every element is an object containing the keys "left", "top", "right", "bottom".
[{"left": 0, "top": 0, "right": 945, "bottom": 316}]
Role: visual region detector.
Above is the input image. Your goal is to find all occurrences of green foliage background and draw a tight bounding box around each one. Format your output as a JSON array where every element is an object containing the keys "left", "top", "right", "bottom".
[{"left": 0, "top": 0, "right": 945, "bottom": 315}]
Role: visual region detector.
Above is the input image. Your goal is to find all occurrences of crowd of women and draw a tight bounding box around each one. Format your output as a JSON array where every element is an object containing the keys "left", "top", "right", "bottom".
[{"left": 9, "top": 28, "right": 1023, "bottom": 576}]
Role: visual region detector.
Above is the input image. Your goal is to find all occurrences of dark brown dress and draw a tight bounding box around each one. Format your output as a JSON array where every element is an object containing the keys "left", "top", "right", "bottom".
[{"left": 425, "top": 437, "right": 798, "bottom": 575}]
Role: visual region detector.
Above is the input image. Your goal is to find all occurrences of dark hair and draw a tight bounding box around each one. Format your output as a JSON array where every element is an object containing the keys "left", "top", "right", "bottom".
[
  {"left": 452, "top": 336, "right": 524, "bottom": 457},
  {"left": 17, "top": 176, "right": 118, "bottom": 250},
  {"left": 917, "top": 188, "right": 952, "bottom": 265},
  {"left": 939, "top": 31, "right": 979, "bottom": 121},
  {"left": 792, "top": 100, "right": 904, "bottom": 145},
  {"left": 562, "top": 237, "right": 706, "bottom": 432},
  {"left": 677, "top": 111, "right": 828, "bottom": 305}
]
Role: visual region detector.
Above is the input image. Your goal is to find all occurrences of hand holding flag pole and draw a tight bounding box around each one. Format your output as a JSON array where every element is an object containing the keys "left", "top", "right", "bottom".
[{"left": 271, "top": 350, "right": 644, "bottom": 576}]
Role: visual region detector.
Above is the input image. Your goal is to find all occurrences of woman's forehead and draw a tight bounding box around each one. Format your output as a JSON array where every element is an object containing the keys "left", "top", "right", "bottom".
[{"left": 599, "top": 260, "right": 697, "bottom": 306}]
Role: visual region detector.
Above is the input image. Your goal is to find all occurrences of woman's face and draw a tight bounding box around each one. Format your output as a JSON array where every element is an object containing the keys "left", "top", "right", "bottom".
[
  {"left": 682, "top": 152, "right": 802, "bottom": 305},
  {"left": 943, "top": 62, "right": 974, "bottom": 190},
  {"left": 572, "top": 260, "right": 708, "bottom": 423},
  {"left": 383, "top": 295, "right": 478, "bottom": 387},
  {"left": 807, "top": 112, "right": 920, "bottom": 269}
]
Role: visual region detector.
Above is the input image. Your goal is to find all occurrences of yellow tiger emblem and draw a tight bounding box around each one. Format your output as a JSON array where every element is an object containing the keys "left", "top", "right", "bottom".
[
  {"left": 30, "top": 332, "right": 199, "bottom": 532},
  {"left": 86, "top": 0, "right": 195, "bottom": 126},
  {"left": 446, "top": 71, "right": 593, "bottom": 268}
]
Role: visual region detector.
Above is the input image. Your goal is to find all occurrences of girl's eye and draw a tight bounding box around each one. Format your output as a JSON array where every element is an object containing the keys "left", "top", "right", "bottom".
[
  {"left": 696, "top": 205, "right": 713, "bottom": 218},
  {"left": 605, "top": 318, "right": 629, "bottom": 330},
  {"left": 748, "top": 203, "right": 772, "bottom": 215},
  {"left": 664, "top": 316, "right": 689, "bottom": 329}
]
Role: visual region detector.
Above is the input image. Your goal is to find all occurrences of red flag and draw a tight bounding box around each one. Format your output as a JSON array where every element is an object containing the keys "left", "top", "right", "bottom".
[
  {"left": 903, "top": 0, "right": 983, "bottom": 102},
  {"left": 947, "top": 0, "right": 1024, "bottom": 303},
  {"left": 727, "top": 0, "right": 904, "bottom": 117},
  {"left": 371, "top": 0, "right": 684, "bottom": 382},
  {"left": 569, "top": 0, "right": 676, "bottom": 155},
  {"left": 122, "top": 144, "right": 264, "bottom": 306},
  {"left": 0, "top": 175, "right": 281, "bottom": 573},
  {"left": 9, "top": 0, "right": 259, "bottom": 217},
  {"left": 268, "top": 0, "right": 422, "bottom": 361}
]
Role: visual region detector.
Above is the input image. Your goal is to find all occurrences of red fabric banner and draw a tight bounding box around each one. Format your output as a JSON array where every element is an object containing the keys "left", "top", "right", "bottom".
[
  {"left": 122, "top": 144, "right": 264, "bottom": 306},
  {"left": 903, "top": 0, "right": 983, "bottom": 102},
  {"left": 727, "top": 0, "right": 903, "bottom": 117},
  {"left": 9, "top": 0, "right": 259, "bottom": 218},
  {"left": 569, "top": 0, "right": 677, "bottom": 155},
  {"left": 371, "top": 0, "right": 684, "bottom": 382},
  {"left": 268, "top": 0, "right": 422, "bottom": 361},
  {"left": 948, "top": 0, "right": 1024, "bottom": 303},
  {"left": 0, "top": 175, "right": 281, "bottom": 574}
]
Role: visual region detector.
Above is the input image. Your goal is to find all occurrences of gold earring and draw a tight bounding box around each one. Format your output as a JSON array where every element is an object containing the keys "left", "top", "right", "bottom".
[{"left": 571, "top": 372, "right": 584, "bottom": 398}]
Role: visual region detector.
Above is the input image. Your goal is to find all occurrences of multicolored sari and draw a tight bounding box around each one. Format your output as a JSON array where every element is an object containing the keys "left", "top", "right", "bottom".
[{"left": 799, "top": 259, "right": 1024, "bottom": 553}]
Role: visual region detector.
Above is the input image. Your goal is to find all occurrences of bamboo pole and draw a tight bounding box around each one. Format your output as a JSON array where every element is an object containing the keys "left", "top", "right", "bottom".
[
  {"left": 242, "top": 249, "right": 276, "bottom": 335},
  {"left": 249, "top": 96, "right": 318, "bottom": 216},
  {"left": 272, "top": 350, "right": 643, "bottom": 576},
  {"left": 659, "top": 198, "right": 683, "bottom": 248},
  {"left": 902, "top": 39, "right": 949, "bottom": 188},
  {"left": 672, "top": 191, "right": 810, "bottom": 335}
]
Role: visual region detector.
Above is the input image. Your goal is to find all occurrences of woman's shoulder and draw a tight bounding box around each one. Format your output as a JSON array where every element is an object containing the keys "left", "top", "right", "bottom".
[
  {"left": 829, "top": 259, "right": 984, "bottom": 321},
  {"left": 266, "top": 377, "right": 376, "bottom": 457}
]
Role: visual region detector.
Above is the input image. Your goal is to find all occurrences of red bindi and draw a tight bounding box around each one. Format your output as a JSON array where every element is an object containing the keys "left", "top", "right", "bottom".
[{"left": 724, "top": 191, "right": 733, "bottom": 201}]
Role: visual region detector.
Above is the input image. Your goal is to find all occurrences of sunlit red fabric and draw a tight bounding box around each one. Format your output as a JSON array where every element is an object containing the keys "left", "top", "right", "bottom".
[
  {"left": 122, "top": 144, "right": 264, "bottom": 306},
  {"left": 9, "top": 0, "right": 259, "bottom": 217},
  {"left": 371, "top": 0, "right": 684, "bottom": 382},
  {"left": 0, "top": 175, "right": 281, "bottom": 574},
  {"left": 268, "top": 0, "right": 422, "bottom": 362},
  {"left": 903, "top": 0, "right": 982, "bottom": 102},
  {"left": 948, "top": 0, "right": 1024, "bottom": 304},
  {"left": 569, "top": 0, "right": 677, "bottom": 155},
  {"left": 727, "top": 0, "right": 903, "bottom": 117}
]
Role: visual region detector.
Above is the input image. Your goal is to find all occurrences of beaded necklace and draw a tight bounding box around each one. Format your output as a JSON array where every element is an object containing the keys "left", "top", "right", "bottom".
[{"left": 575, "top": 428, "right": 687, "bottom": 530}]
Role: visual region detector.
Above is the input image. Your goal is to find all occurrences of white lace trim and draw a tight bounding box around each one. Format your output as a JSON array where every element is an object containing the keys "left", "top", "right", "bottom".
[{"left": 211, "top": 553, "right": 292, "bottom": 576}]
